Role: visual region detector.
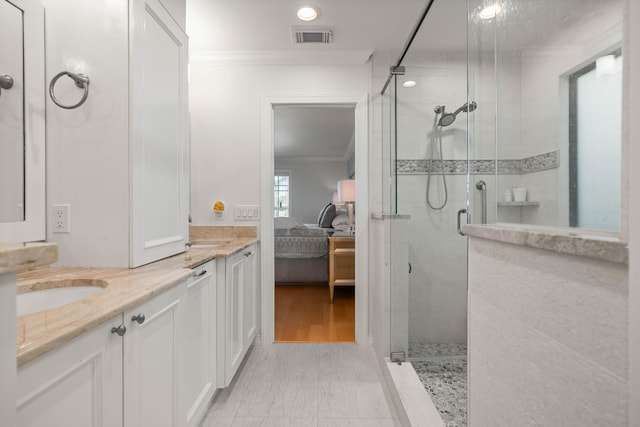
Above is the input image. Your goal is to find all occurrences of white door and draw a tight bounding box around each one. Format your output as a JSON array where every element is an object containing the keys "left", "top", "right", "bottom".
[
  {"left": 124, "top": 284, "right": 184, "bottom": 427},
  {"left": 17, "top": 318, "right": 123, "bottom": 427}
]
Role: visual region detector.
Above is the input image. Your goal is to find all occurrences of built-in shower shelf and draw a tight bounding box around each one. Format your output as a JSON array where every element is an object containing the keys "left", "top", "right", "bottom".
[{"left": 498, "top": 201, "right": 540, "bottom": 207}]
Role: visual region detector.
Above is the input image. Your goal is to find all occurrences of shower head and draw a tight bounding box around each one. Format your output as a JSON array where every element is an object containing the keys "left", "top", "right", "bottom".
[
  {"left": 436, "top": 101, "right": 477, "bottom": 127},
  {"left": 439, "top": 113, "right": 457, "bottom": 127}
]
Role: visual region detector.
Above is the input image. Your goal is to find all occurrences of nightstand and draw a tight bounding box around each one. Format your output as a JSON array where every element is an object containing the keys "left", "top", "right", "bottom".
[{"left": 328, "top": 236, "right": 355, "bottom": 303}]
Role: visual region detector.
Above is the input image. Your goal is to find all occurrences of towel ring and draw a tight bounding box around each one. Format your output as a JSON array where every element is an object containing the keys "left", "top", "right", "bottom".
[{"left": 49, "top": 71, "right": 90, "bottom": 109}]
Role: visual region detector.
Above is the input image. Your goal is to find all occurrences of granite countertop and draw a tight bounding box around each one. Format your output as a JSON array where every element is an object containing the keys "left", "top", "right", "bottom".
[
  {"left": 16, "top": 236, "right": 258, "bottom": 366},
  {"left": 462, "top": 223, "right": 628, "bottom": 264},
  {"left": 0, "top": 243, "right": 58, "bottom": 275}
]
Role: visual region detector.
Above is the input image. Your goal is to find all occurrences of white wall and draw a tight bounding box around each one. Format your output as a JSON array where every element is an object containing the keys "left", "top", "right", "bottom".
[
  {"left": 45, "top": 0, "right": 130, "bottom": 267},
  {"left": 468, "top": 238, "right": 628, "bottom": 426},
  {"left": 274, "top": 158, "right": 349, "bottom": 224},
  {"left": 188, "top": 61, "right": 369, "bottom": 226},
  {"left": 501, "top": 6, "right": 623, "bottom": 229},
  {"left": 394, "top": 55, "right": 470, "bottom": 345}
]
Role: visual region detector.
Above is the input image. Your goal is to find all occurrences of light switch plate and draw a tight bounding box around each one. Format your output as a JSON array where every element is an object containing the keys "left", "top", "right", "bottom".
[{"left": 235, "top": 205, "right": 260, "bottom": 220}]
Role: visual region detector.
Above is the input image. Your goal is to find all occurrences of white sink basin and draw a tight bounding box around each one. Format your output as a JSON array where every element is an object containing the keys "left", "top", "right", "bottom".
[{"left": 17, "top": 280, "right": 108, "bottom": 316}]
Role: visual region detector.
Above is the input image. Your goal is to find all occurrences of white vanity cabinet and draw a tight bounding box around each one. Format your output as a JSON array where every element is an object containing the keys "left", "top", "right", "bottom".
[
  {"left": 16, "top": 265, "right": 220, "bottom": 427},
  {"left": 181, "top": 260, "right": 217, "bottom": 427},
  {"left": 16, "top": 317, "right": 124, "bottom": 427},
  {"left": 243, "top": 245, "right": 258, "bottom": 348},
  {"left": 222, "top": 250, "right": 244, "bottom": 386},
  {"left": 123, "top": 283, "right": 184, "bottom": 427},
  {"left": 0, "top": 273, "right": 18, "bottom": 426},
  {"left": 217, "top": 244, "right": 259, "bottom": 387}
]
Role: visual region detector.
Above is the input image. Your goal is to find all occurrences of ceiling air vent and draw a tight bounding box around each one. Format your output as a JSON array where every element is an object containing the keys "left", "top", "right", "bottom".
[{"left": 292, "top": 26, "right": 333, "bottom": 44}]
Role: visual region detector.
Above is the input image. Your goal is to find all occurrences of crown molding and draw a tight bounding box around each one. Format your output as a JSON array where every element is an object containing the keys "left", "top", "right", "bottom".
[{"left": 190, "top": 49, "right": 374, "bottom": 65}]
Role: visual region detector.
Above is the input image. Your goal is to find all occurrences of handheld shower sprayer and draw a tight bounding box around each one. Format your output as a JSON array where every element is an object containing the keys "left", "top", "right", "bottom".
[
  {"left": 435, "top": 101, "right": 477, "bottom": 127},
  {"left": 426, "top": 100, "right": 478, "bottom": 210}
]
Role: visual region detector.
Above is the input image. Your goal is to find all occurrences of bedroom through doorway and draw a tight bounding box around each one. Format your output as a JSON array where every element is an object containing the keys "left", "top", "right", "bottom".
[{"left": 273, "top": 104, "right": 356, "bottom": 343}]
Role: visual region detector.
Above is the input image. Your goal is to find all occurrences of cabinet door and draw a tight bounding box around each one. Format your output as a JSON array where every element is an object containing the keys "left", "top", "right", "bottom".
[
  {"left": 243, "top": 245, "right": 258, "bottom": 346},
  {"left": 182, "top": 261, "right": 216, "bottom": 427},
  {"left": 17, "top": 317, "right": 123, "bottom": 427},
  {"left": 130, "top": 0, "right": 189, "bottom": 267},
  {"left": 124, "top": 283, "right": 184, "bottom": 427},
  {"left": 225, "top": 252, "right": 244, "bottom": 386}
]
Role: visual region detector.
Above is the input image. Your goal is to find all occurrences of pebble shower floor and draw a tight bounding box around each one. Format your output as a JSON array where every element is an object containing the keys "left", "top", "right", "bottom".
[{"left": 409, "top": 343, "right": 467, "bottom": 427}]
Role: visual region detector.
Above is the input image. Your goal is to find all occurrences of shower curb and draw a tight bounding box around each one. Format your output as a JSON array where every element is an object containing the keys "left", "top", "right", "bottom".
[{"left": 380, "top": 357, "right": 446, "bottom": 427}]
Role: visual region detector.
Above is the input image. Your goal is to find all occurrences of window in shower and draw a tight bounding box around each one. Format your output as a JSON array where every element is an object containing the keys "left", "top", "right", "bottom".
[{"left": 569, "top": 51, "right": 622, "bottom": 231}]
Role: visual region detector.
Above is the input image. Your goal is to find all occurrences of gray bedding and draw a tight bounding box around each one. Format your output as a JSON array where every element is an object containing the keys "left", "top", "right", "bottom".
[{"left": 274, "top": 227, "right": 329, "bottom": 259}]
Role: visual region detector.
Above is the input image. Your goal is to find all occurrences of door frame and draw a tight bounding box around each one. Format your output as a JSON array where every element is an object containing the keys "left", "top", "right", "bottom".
[{"left": 259, "top": 92, "right": 369, "bottom": 345}]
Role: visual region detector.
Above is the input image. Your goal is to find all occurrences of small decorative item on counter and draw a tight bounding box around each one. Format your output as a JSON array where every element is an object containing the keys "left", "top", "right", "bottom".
[
  {"left": 512, "top": 186, "right": 527, "bottom": 202},
  {"left": 213, "top": 201, "right": 225, "bottom": 217},
  {"left": 503, "top": 189, "right": 513, "bottom": 202}
]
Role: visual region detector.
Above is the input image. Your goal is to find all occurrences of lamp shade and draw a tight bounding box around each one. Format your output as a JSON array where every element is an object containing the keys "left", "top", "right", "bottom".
[{"left": 337, "top": 179, "right": 355, "bottom": 203}]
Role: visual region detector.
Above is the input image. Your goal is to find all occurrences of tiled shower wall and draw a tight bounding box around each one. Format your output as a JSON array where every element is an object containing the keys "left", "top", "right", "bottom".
[
  {"left": 395, "top": 54, "right": 470, "bottom": 344},
  {"left": 393, "top": 52, "right": 566, "bottom": 344}
]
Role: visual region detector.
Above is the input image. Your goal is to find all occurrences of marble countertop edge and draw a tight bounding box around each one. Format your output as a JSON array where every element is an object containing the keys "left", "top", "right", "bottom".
[
  {"left": 0, "top": 243, "right": 58, "bottom": 275},
  {"left": 15, "top": 237, "right": 258, "bottom": 366},
  {"left": 462, "top": 223, "right": 628, "bottom": 264}
]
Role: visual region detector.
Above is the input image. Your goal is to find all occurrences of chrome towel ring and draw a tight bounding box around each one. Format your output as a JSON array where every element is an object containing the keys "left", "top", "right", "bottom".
[{"left": 49, "top": 71, "right": 90, "bottom": 109}]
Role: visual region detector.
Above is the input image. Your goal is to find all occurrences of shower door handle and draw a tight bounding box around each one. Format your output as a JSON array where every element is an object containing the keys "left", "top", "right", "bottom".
[
  {"left": 475, "top": 180, "right": 487, "bottom": 224},
  {"left": 457, "top": 208, "right": 468, "bottom": 236}
]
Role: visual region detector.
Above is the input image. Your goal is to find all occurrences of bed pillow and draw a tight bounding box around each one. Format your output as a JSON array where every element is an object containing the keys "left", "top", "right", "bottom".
[
  {"left": 317, "top": 203, "right": 332, "bottom": 225},
  {"left": 274, "top": 217, "right": 305, "bottom": 230},
  {"left": 319, "top": 204, "right": 336, "bottom": 228},
  {"left": 332, "top": 213, "right": 350, "bottom": 230}
]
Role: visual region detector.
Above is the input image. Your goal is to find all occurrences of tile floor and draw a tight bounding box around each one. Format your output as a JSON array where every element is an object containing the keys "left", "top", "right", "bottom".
[{"left": 201, "top": 343, "right": 400, "bottom": 427}]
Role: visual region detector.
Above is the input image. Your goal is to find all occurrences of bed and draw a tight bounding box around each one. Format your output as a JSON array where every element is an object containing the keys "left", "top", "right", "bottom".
[{"left": 274, "top": 209, "right": 349, "bottom": 283}]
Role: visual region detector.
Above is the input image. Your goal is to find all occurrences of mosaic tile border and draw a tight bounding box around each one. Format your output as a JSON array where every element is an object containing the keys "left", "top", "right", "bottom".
[{"left": 397, "top": 150, "right": 559, "bottom": 175}]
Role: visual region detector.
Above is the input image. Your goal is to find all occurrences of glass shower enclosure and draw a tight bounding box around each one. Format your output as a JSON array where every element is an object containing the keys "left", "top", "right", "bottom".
[
  {"left": 385, "top": 0, "right": 473, "bottom": 361},
  {"left": 385, "top": 0, "right": 624, "bottom": 361}
]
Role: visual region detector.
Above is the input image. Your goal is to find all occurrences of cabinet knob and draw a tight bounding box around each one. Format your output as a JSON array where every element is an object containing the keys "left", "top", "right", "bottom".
[
  {"left": 244, "top": 251, "right": 252, "bottom": 257},
  {"left": 131, "top": 313, "right": 146, "bottom": 325},
  {"left": 111, "top": 324, "right": 127, "bottom": 336}
]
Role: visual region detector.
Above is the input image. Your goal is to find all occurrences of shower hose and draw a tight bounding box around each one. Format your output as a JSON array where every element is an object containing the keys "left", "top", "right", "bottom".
[{"left": 426, "top": 113, "right": 448, "bottom": 210}]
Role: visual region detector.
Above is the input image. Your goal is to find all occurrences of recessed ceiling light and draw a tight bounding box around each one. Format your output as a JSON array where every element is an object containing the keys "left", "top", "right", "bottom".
[
  {"left": 402, "top": 80, "right": 417, "bottom": 88},
  {"left": 479, "top": 4, "right": 501, "bottom": 19},
  {"left": 297, "top": 6, "right": 318, "bottom": 21}
]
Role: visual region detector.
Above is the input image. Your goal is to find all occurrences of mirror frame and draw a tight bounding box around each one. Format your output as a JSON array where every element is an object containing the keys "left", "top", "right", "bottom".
[{"left": 0, "top": 0, "right": 45, "bottom": 243}]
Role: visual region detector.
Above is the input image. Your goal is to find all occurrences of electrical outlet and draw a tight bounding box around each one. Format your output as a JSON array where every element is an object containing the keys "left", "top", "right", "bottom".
[{"left": 52, "top": 204, "right": 70, "bottom": 233}]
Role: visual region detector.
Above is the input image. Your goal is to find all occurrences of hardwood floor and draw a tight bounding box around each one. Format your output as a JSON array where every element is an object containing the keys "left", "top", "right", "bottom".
[{"left": 274, "top": 283, "right": 355, "bottom": 343}]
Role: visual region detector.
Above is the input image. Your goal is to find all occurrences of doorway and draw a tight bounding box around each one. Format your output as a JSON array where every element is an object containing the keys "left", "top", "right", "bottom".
[
  {"left": 272, "top": 105, "right": 356, "bottom": 342},
  {"left": 259, "top": 93, "right": 369, "bottom": 346}
]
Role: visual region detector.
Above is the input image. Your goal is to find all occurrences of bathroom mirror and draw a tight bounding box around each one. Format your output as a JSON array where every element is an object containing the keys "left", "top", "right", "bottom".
[
  {"left": 0, "top": 0, "right": 45, "bottom": 242},
  {"left": 469, "top": 0, "right": 624, "bottom": 232}
]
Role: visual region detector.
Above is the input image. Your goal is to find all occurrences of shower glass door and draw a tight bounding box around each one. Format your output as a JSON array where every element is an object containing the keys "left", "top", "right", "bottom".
[{"left": 389, "top": 57, "right": 471, "bottom": 361}]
